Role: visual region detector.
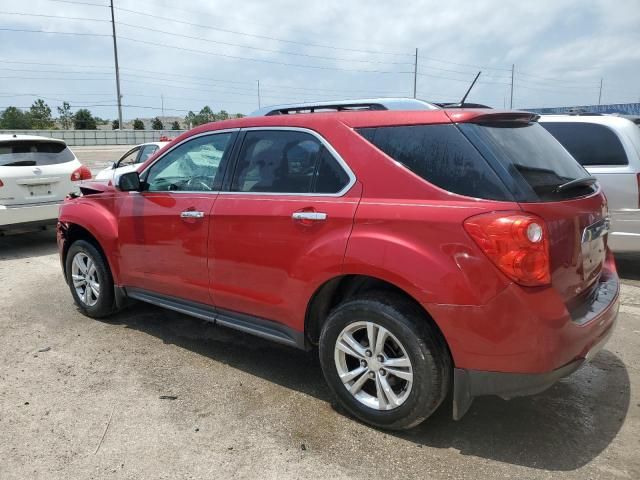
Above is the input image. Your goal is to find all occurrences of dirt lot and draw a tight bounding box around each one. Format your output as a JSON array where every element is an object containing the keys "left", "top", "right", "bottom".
[{"left": 0, "top": 230, "right": 638, "bottom": 480}]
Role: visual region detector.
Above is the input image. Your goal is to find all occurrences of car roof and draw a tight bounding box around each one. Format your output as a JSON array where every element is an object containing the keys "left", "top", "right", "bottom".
[
  {"left": 0, "top": 134, "right": 66, "bottom": 144},
  {"left": 537, "top": 114, "right": 638, "bottom": 128},
  {"left": 249, "top": 98, "right": 440, "bottom": 116}
]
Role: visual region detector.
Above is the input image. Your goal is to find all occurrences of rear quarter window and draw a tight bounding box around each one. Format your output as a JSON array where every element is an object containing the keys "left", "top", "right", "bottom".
[
  {"left": 540, "top": 122, "right": 628, "bottom": 166},
  {"left": 356, "top": 124, "right": 511, "bottom": 201},
  {"left": 0, "top": 141, "right": 74, "bottom": 166}
]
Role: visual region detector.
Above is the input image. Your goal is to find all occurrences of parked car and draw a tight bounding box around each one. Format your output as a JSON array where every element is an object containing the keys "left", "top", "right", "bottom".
[
  {"left": 539, "top": 114, "right": 640, "bottom": 252},
  {"left": 57, "top": 99, "right": 619, "bottom": 430},
  {"left": 94, "top": 141, "right": 169, "bottom": 182},
  {"left": 0, "top": 134, "right": 90, "bottom": 233}
]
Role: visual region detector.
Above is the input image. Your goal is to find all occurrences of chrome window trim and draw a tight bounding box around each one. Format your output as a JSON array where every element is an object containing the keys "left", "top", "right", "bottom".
[
  {"left": 130, "top": 128, "right": 240, "bottom": 194},
  {"left": 222, "top": 126, "right": 356, "bottom": 197}
]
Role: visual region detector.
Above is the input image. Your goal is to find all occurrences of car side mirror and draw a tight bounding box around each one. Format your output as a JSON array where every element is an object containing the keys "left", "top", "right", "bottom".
[
  {"left": 111, "top": 161, "right": 118, "bottom": 169},
  {"left": 117, "top": 171, "right": 142, "bottom": 191}
]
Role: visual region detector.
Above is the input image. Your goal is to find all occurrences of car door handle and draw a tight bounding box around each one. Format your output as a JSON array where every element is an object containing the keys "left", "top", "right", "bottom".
[
  {"left": 292, "top": 211, "right": 327, "bottom": 221},
  {"left": 180, "top": 210, "right": 205, "bottom": 218}
]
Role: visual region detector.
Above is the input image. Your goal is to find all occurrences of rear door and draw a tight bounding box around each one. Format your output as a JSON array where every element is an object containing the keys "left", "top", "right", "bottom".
[
  {"left": 0, "top": 139, "right": 78, "bottom": 206},
  {"left": 459, "top": 119, "right": 609, "bottom": 305},
  {"left": 208, "top": 128, "right": 359, "bottom": 330},
  {"left": 116, "top": 131, "right": 237, "bottom": 304}
]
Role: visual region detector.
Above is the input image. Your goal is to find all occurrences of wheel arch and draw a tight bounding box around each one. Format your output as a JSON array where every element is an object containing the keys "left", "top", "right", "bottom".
[{"left": 305, "top": 274, "right": 451, "bottom": 359}]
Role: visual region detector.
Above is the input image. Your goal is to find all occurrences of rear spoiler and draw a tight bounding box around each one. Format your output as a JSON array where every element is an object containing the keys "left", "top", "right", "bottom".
[{"left": 446, "top": 110, "right": 540, "bottom": 125}]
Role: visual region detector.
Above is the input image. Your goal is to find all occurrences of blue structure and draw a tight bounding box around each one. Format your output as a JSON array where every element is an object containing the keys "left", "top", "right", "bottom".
[{"left": 526, "top": 103, "right": 640, "bottom": 115}]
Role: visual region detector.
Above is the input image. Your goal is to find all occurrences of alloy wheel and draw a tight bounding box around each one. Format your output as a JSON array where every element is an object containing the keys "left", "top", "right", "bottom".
[{"left": 71, "top": 252, "right": 100, "bottom": 307}]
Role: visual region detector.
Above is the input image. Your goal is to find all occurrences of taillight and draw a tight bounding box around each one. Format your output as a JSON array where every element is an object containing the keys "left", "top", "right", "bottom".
[
  {"left": 0, "top": 179, "right": 3, "bottom": 187},
  {"left": 70, "top": 165, "right": 92, "bottom": 181},
  {"left": 464, "top": 212, "right": 551, "bottom": 287}
]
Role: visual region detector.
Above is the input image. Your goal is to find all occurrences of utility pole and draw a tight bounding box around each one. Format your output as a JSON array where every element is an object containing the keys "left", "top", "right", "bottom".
[
  {"left": 161, "top": 94, "right": 164, "bottom": 117},
  {"left": 598, "top": 78, "right": 603, "bottom": 105},
  {"left": 510, "top": 64, "right": 514, "bottom": 109},
  {"left": 257, "top": 80, "right": 261, "bottom": 108},
  {"left": 413, "top": 48, "right": 418, "bottom": 98},
  {"left": 109, "top": 0, "right": 123, "bottom": 129}
]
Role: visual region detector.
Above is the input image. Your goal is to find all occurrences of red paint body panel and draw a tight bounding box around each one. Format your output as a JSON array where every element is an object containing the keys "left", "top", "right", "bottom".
[{"left": 57, "top": 108, "right": 619, "bottom": 380}]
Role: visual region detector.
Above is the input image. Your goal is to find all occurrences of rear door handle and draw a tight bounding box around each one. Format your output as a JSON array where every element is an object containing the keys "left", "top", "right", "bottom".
[
  {"left": 180, "top": 210, "right": 205, "bottom": 218},
  {"left": 292, "top": 211, "right": 327, "bottom": 221}
]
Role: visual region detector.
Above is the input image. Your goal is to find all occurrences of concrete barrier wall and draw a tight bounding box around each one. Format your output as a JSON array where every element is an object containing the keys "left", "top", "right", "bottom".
[{"left": 0, "top": 129, "right": 188, "bottom": 146}]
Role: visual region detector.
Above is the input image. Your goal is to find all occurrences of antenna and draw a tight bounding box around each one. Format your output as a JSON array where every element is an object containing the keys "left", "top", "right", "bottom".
[{"left": 460, "top": 71, "right": 481, "bottom": 106}]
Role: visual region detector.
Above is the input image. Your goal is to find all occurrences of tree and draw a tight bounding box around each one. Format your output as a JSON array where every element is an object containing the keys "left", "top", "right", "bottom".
[
  {"left": 57, "top": 102, "right": 73, "bottom": 129},
  {"left": 112, "top": 119, "right": 119, "bottom": 130},
  {"left": 197, "top": 106, "right": 216, "bottom": 125},
  {"left": 216, "top": 110, "right": 229, "bottom": 121},
  {"left": 73, "top": 109, "right": 97, "bottom": 130},
  {"left": 29, "top": 99, "right": 54, "bottom": 129},
  {"left": 0, "top": 107, "right": 32, "bottom": 129},
  {"left": 171, "top": 120, "right": 181, "bottom": 130},
  {"left": 133, "top": 119, "right": 145, "bottom": 130},
  {"left": 184, "top": 111, "right": 196, "bottom": 128},
  {"left": 234, "top": 113, "right": 245, "bottom": 119},
  {"left": 151, "top": 117, "right": 164, "bottom": 130}
]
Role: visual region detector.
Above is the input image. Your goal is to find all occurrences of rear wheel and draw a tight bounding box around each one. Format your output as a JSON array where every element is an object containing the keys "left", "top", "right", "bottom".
[
  {"left": 319, "top": 293, "right": 450, "bottom": 430},
  {"left": 65, "top": 240, "right": 116, "bottom": 318}
]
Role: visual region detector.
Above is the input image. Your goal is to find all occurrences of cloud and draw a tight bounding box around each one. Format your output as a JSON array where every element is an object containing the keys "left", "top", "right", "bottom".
[{"left": 0, "top": 0, "right": 638, "bottom": 119}]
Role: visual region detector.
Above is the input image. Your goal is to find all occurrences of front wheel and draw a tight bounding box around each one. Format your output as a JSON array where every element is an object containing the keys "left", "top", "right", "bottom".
[
  {"left": 319, "top": 293, "right": 451, "bottom": 430},
  {"left": 65, "top": 240, "right": 116, "bottom": 318}
]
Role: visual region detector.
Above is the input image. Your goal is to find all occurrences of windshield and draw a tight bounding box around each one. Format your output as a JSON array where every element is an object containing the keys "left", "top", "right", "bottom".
[
  {"left": 0, "top": 140, "right": 74, "bottom": 166},
  {"left": 460, "top": 122, "right": 594, "bottom": 202}
]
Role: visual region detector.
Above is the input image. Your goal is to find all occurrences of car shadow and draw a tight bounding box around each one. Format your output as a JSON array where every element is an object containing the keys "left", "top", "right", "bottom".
[
  {"left": 104, "top": 302, "right": 630, "bottom": 472},
  {"left": 0, "top": 229, "right": 58, "bottom": 260},
  {"left": 615, "top": 252, "right": 640, "bottom": 282}
]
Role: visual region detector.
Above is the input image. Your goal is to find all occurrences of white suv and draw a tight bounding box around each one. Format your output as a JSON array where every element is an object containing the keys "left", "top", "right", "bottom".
[
  {"left": 539, "top": 115, "right": 640, "bottom": 252},
  {"left": 0, "top": 134, "right": 90, "bottom": 232}
]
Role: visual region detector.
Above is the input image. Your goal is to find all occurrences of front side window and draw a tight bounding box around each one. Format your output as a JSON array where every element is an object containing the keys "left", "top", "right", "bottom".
[
  {"left": 138, "top": 144, "right": 159, "bottom": 163},
  {"left": 540, "top": 122, "right": 628, "bottom": 166},
  {"left": 145, "top": 132, "right": 234, "bottom": 192},
  {"left": 231, "top": 130, "right": 349, "bottom": 194}
]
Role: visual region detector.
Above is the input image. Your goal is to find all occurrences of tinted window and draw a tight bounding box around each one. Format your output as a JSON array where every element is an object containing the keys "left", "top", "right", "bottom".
[
  {"left": 461, "top": 122, "right": 593, "bottom": 201},
  {"left": 145, "top": 133, "right": 233, "bottom": 192},
  {"left": 0, "top": 141, "right": 74, "bottom": 166},
  {"left": 541, "top": 122, "right": 628, "bottom": 166},
  {"left": 357, "top": 124, "right": 510, "bottom": 200},
  {"left": 118, "top": 147, "right": 139, "bottom": 167},
  {"left": 231, "top": 130, "right": 349, "bottom": 194},
  {"left": 138, "top": 144, "right": 159, "bottom": 163}
]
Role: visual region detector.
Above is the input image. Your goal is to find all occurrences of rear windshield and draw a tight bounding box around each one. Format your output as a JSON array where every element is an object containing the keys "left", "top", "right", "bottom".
[
  {"left": 459, "top": 122, "right": 595, "bottom": 202},
  {"left": 0, "top": 141, "right": 74, "bottom": 166},
  {"left": 356, "top": 124, "right": 511, "bottom": 200},
  {"left": 540, "top": 122, "right": 628, "bottom": 166}
]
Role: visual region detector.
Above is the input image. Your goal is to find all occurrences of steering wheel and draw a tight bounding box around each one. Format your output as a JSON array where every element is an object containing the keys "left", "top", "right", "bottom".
[{"left": 185, "top": 175, "right": 212, "bottom": 191}]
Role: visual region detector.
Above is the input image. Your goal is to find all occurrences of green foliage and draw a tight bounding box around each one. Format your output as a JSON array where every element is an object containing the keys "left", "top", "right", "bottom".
[
  {"left": 235, "top": 113, "right": 245, "bottom": 118},
  {"left": 73, "top": 109, "right": 97, "bottom": 130},
  {"left": 0, "top": 107, "right": 32, "bottom": 129},
  {"left": 184, "top": 106, "right": 236, "bottom": 127},
  {"left": 29, "top": 99, "right": 54, "bottom": 129},
  {"left": 112, "top": 119, "right": 119, "bottom": 130},
  {"left": 151, "top": 117, "right": 164, "bottom": 130},
  {"left": 57, "top": 102, "right": 73, "bottom": 129},
  {"left": 133, "top": 119, "right": 145, "bottom": 130},
  {"left": 171, "top": 120, "right": 181, "bottom": 130}
]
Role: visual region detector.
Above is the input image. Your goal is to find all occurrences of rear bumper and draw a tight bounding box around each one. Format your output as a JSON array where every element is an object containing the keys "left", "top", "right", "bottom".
[
  {"left": 0, "top": 201, "right": 62, "bottom": 230},
  {"left": 452, "top": 315, "right": 616, "bottom": 419}
]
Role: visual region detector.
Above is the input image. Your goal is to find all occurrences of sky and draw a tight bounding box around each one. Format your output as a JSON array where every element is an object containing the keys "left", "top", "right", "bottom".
[{"left": 1, "top": 0, "right": 639, "bottom": 121}]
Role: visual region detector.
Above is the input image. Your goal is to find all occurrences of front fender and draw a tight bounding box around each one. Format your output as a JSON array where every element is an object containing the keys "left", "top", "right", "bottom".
[{"left": 58, "top": 197, "right": 121, "bottom": 283}]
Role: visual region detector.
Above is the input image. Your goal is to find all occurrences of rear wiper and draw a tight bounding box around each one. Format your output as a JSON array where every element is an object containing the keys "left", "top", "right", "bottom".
[{"left": 553, "top": 176, "right": 598, "bottom": 193}]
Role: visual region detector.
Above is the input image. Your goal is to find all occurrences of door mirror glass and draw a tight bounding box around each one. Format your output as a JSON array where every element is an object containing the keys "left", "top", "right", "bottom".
[{"left": 118, "top": 171, "right": 141, "bottom": 191}]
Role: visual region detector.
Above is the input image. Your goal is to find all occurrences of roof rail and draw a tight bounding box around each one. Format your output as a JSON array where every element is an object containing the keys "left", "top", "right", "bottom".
[{"left": 249, "top": 98, "right": 440, "bottom": 116}]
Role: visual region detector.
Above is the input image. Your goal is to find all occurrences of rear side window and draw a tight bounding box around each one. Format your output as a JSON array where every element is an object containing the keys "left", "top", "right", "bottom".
[
  {"left": 356, "top": 124, "right": 511, "bottom": 200},
  {"left": 0, "top": 141, "right": 74, "bottom": 166},
  {"left": 231, "top": 130, "right": 350, "bottom": 194},
  {"left": 540, "top": 122, "right": 628, "bottom": 166},
  {"left": 460, "top": 122, "right": 594, "bottom": 202}
]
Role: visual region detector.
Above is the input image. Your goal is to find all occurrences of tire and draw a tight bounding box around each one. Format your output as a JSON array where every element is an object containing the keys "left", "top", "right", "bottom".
[
  {"left": 65, "top": 240, "right": 116, "bottom": 318},
  {"left": 319, "top": 292, "right": 451, "bottom": 430}
]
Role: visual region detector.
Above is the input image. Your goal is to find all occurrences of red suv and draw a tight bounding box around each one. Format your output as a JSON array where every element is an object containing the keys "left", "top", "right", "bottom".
[{"left": 57, "top": 99, "right": 619, "bottom": 430}]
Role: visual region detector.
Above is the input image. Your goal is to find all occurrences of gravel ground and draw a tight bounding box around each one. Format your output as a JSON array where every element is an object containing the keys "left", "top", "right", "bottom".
[{"left": 0, "top": 230, "right": 638, "bottom": 479}]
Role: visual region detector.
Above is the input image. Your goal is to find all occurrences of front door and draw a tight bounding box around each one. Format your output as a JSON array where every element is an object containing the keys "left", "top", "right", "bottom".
[
  {"left": 117, "top": 131, "right": 237, "bottom": 304},
  {"left": 209, "top": 128, "right": 359, "bottom": 330}
]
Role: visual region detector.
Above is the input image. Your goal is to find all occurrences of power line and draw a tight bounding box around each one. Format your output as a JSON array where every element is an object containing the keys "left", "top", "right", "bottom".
[
  {"left": 0, "top": 10, "right": 108, "bottom": 22},
  {"left": 113, "top": 5, "right": 414, "bottom": 57},
  {"left": 48, "top": 0, "right": 108, "bottom": 7},
  {"left": 0, "top": 27, "right": 110, "bottom": 37},
  {"left": 118, "top": 36, "right": 414, "bottom": 74}
]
